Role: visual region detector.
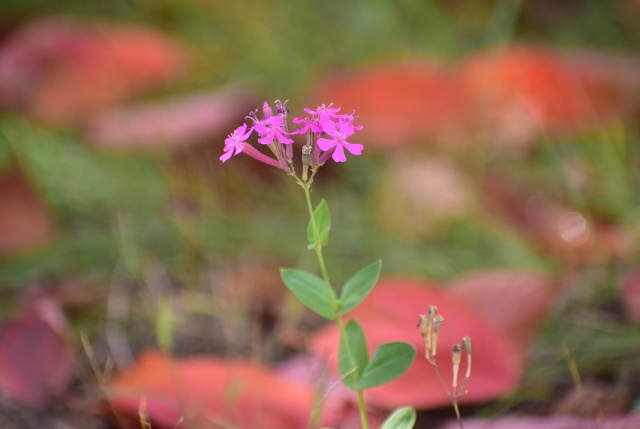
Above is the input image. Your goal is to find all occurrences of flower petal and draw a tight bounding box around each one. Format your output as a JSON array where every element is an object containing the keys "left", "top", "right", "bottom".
[
  {"left": 258, "top": 133, "right": 275, "bottom": 145},
  {"left": 317, "top": 137, "right": 336, "bottom": 151},
  {"left": 219, "top": 149, "right": 234, "bottom": 162},
  {"left": 321, "top": 119, "right": 337, "bottom": 136},
  {"left": 332, "top": 145, "right": 347, "bottom": 162},
  {"left": 277, "top": 132, "right": 294, "bottom": 144},
  {"left": 344, "top": 142, "right": 363, "bottom": 156}
]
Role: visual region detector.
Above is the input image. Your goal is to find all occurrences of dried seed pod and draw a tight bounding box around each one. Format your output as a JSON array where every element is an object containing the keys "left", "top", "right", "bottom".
[
  {"left": 432, "top": 314, "right": 444, "bottom": 358},
  {"left": 452, "top": 343, "right": 462, "bottom": 390},
  {"left": 462, "top": 336, "right": 472, "bottom": 379}
]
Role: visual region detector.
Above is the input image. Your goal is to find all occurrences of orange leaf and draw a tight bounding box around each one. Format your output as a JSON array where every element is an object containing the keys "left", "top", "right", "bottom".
[
  {"left": 0, "top": 19, "right": 186, "bottom": 124},
  {"left": 108, "top": 351, "right": 315, "bottom": 429},
  {"left": 310, "top": 278, "right": 520, "bottom": 410},
  {"left": 462, "top": 46, "right": 640, "bottom": 150},
  {"left": 308, "top": 61, "right": 473, "bottom": 151}
]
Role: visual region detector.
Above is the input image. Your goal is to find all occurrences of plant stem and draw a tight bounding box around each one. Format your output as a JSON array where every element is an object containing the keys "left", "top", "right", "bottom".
[
  {"left": 453, "top": 400, "right": 463, "bottom": 429},
  {"left": 357, "top": 390, "right": 368, "bottom": 429},
  {"left": 430, "top": 360, "right": 463, "bottom": 429},
  {"left": 302, "top": 182, "right": 369, "bottom": 429},
  {"left": 302, "top": 183, "right": 336, "bottom": 300},
  {"left": 335, "top": 316, "right": 369, "bottom": 429}
]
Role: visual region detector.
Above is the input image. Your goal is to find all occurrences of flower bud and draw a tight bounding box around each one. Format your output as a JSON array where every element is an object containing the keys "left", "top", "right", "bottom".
[
  {"left": 417, "top": 314, "right": 429, "bottom": 359},
  {"left": 262, "top": 102, "right": 273, "bottom": 118},
  {"left": 418, "top": 306, "right": 438, "bottom": 360},
  {"left": 276, "top": 99, "right": 290, "bottom": 117}
]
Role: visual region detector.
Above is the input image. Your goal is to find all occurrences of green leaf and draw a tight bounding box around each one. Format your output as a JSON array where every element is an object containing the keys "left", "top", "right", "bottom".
[
  {"left": 356, "top": 342, "right": 415, "bottom": 390},
  {"left": 338, "top": 320, "right": 369, "bottom": 390},
  {"left": 380, "top": 407, "right": 416, "bottom": 429},
  {"left": 339, "top": 260, "right": 381, "bottom": 314},
  {"left": 280, "top": 268, "right": 336, "bottom": 319},
  {"left": 307, "top": 199, "right": 331, "bottom": 249}
]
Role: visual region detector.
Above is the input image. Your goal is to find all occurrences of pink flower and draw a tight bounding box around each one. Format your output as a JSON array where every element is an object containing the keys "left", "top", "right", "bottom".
[
  {"left": 291, "top": 116, "right": 322, "bottom": 135},
  {"left": 255, "top": 115, "right": 294, "bottom": 145},
  {"left": 305, "top": 103, "right": 341, "bottom": 118},
  {"left": 317, "top": 120, "right": 364, "bottom": 162},
  {"left": 220, "top": 123, "right": 252, "bottom": 162},
  {"left": 220, "top": 100, "right": 364, "bottom": 171},
  {"left": 342, "top": 111, "right": 364, "bottom": 131},
  {"left": 293, "top": 103, "right": 352, "bottom": 136},
  {"left": 305, "top": 104, "right": 342, "bottom": 129}
]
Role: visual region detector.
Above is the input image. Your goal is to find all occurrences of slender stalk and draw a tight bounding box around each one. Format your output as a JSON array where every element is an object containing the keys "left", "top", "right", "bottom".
[
  {"left": 429, "top": 361, "right": 453, "bottom": 397},
  {"left": 302, "top": 181, "right": 369, "bottom": 429},
  {"left": 427, "top": 344, "right": 466, "bottom": 429},
  {"left": 430, "top": 361, "right": 463, "bottom": 429},
  {"left": 357, "top": 390, "right": 368, "bottom": 428},
  {"left": 452, "top": 401, "right": 463, "bottom": 429},
  {"left": 335, "top": 316, "right": 368, "bottom": 429},
  {"left": 302, "top": 183, "right": 336, "bottom": 300}
]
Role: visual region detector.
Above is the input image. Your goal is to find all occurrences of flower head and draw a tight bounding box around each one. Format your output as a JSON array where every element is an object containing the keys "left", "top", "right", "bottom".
[
  {"left": 255, "top": 115, "right": 294, "bottom": 145},
  {"left": 306, "top": 103, "right": 341, "bottom": 119},
  {"left": 291, "top": 116, "right": 323, "bottom": 135},
  {"left": 342, "top": 110, "right": 364, "bottom": 131},
  {"left": 317, "top": 119, "right": 364, "bottom": 162},
  {"left": 220, "top": 100, "right": 365, "bottom": 179}
]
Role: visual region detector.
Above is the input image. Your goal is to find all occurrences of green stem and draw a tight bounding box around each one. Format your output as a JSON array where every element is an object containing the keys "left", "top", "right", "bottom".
[
  {"left": 453, "top": 400, "right": 463, "bottom": 429},
  {"left": 302, "top": 184, "right": 335, "bottom": 299},
  {"left": 335, "top": 316, "right": 368, "bottom": 429},
  {"left": 357, "top": 390, "right": 368, "bottom": 429},
  {"left": 302, "top": 182, "right": 369, "bottom": 429}
]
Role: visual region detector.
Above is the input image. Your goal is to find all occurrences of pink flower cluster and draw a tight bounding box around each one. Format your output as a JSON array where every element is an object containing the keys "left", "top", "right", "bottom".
[{"left": 221, "top": 100, "right": 363, "bottom": 176}]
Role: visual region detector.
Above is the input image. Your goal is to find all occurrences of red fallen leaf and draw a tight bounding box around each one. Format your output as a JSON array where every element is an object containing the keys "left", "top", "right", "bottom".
[
  {"left": 481, "top": 173, "right": 616, "bottom": 264},
  {"left": 462, "top": 46, "right": 640, "bottom": 151},
  {"left": 108, "top": 351, "right": 315, "bottom": 429},
  {"left": 621, "top": 270, "right": 640, "bottom": 323},
  {"left": 310, "top": 278, "right": 520, "bottom": 410},
  {"left": 440, "top": 414, "right": 640, "bottom": 429},
  {"left": 307, "top": 61, "right": 473, "bottom": 150},
  {"left": 448, "top": 270, "right": 556, "bottom": 368},
  {"left": 0, "top": 166, "right": 53, "bottom": 255},
  {"left": 0, "top": 18, "right": 185, "bottom": 124},
  {"left": 0, "top": 295, "right": 75, "bottom": 407},
  {"left": 85, "top": 88, "right": 256, "bottom": 151}
]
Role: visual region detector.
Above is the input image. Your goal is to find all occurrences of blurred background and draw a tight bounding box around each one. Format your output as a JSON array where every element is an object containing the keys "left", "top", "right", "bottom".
[{"left": 1, "top": 0, "right": 640, "bottom": 428}]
